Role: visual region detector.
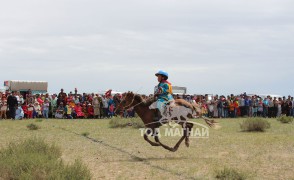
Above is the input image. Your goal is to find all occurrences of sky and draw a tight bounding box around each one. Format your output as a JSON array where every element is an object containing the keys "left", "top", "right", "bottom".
[{"left": 0, "top": 0, "right": 293, "bottom": 96}]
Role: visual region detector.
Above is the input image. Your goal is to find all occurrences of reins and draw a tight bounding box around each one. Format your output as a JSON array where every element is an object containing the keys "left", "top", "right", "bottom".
[{"left": 120, "top": 94, "right": 153, "bottom": 111}]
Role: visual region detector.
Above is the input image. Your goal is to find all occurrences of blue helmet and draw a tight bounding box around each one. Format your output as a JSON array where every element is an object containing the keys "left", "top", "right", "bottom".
[{"left": 155, "top": 70, "right": 169, "bottom": 79}]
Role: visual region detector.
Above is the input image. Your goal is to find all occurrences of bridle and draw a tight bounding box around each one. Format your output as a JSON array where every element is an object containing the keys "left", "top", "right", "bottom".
[
  {"left": 119, "top": 93, "right": 153, "bottom": 111},
  {"left": 120, "top": 95, "right": 136, "bottom": 110}
]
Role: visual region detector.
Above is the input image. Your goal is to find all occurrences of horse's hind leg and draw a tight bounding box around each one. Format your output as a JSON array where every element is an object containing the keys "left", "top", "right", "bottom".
[{"left": 185, "top": 122, "right": 193, "bottom": 147}]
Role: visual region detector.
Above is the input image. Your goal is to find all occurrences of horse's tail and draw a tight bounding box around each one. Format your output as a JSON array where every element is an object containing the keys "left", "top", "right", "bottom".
[{"left": 191, "top": 105, "right": 216, "bottom": 128}]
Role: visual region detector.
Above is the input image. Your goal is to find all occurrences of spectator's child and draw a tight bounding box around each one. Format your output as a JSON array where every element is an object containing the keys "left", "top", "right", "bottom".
[
  {"left": 65, "top": 103, "right": 73, "bottom": 119},
  {"left": 201, "top": 101, "right": 208, "bottom": 117},
  {"left": 22, "top": 103, "right": 28, "bottom": 119},
  {"left": 87, "top": 104, "right": 94, "bottom": 118},
  {"left": 109, "top": 104, "right": 114, "bottom": 118},
  {"left": 15, "top": 104, "right": 24, "bottom": 120},
  {"left": 33, "top": 102, "right": 41, "bottom": 118},
  {"left": 27, "top": 103, "right": 34, "bottom": 119},
  {"left": 82, "top": 103, "right": 88, "bottom": 118},
  {"left": 69, "top": 99, "right": 75, "bottom": 111},
  {"left": 42, "top": 99, "right": 50, "bottom": 119},
  {"left": 258, "top": 99, "right": 264, "bottom": 117},
  {"left": 37, "top": 95, "right": 44, "bottom": 106},
  {"left": 74, "top": 103, "right": 84, "bottom": 119},
  {"left": 55, "top": 102, "right": 64, "bottom": 119}
]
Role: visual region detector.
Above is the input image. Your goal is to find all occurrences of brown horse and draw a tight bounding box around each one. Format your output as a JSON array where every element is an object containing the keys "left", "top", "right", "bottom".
[{"left": 115, "top": 92, "right": 216, "bottom": 152}]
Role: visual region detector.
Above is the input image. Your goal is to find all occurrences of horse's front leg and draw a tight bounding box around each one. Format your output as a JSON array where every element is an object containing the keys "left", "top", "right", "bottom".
[
  {"left": 144, "top": 133, "right": 161, "bottom": 146},
  {"left": 154, "top": 132, "right": 186, "bottom": 152}
]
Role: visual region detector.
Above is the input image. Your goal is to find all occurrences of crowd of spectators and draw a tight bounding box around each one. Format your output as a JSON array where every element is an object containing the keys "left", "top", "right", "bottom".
[
  {"left": 176, "top": 93, "right": 294, "bottom": 119},
  {"left": 0, "top": 89, "right": 135, "bottom": 120},
  {"left": 0, "top": 90, "right": 293, "bottom": 120}
]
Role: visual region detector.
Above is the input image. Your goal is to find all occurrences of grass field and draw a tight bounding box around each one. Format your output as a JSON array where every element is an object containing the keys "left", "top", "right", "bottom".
[{"left": 0, "top": 118, "right": 293, "bottom": 180}]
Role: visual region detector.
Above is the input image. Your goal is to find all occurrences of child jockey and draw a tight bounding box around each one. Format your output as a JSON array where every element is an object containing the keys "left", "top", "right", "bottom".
[{"left": 153, "top": 70, "right": 174, "bottom": 118}]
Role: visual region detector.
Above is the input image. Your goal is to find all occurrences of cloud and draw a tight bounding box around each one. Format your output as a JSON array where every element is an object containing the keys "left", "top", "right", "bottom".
[{"left": 0, "top": 0, "right": 293, "bottom": 95}]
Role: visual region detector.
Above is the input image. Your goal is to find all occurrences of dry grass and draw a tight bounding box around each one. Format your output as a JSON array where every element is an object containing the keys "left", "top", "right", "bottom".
[{"left": 0, "top": 118, "right": 293, "bottom": 180}]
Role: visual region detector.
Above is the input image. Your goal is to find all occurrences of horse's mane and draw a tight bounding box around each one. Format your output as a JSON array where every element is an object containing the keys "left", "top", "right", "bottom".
[{"left": 134, "top": 94, "right": 154, "bottom": 107}]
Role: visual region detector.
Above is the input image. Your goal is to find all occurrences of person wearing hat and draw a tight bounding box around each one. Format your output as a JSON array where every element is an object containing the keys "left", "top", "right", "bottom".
[{"left": 152, "top": 70, "right": 174, "bottom": 119}]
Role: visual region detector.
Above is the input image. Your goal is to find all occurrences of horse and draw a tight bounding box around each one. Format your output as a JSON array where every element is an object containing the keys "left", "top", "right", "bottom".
[{"left": 115, "top": 92, "right": 216, "bottom": 152}]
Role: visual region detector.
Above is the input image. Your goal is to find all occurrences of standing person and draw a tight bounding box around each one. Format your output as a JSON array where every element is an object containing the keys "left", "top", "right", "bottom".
[
  {"left": 19, "top": 95, "right": 25, "bottom": 105},
  {"left": 82, "top": 103, "right": 88, "bottom": 118},
  {"left": 217, "top": 97, "right": 224, "bottom": 118},
  {"left": 252, "top": 96, "right": 258, "bottom": 117},
  {"left": 257, "top": 98, "right": 264, "bottom": 117},
  {"left": 87, "top": 104, "right": 94, "bottom": 119},
  {"left": 268, "top": 97, "right": 274, "bottom": 118},
  {"left": 7, "top": 91, "right": 18, "bottom": 120},
  {"left": 50, "top": 94, "right": 58, "bottom": 118},
  {"left": 27, "top": 102, "right": 34, "bottom": 119},
  {"left": 33, "top": 102, "right": 42, "bottom": 118},
  {"left": 57, "top": 89, "right": 67, "bottom": 106},
  {"left": 108, "top": 96, "right": 115, "bottom": 118},
  {"left": 213, "top": 96, "right": 219, "bottom": 118},
  {"left": 207, "top": 99, "right": 214, "bottom": 118},
  {"left": 36, "top": 94, "right": 44, "bottom": 106},
  {"left": 263, "top": 97, "right": 269, "bottom": 118},
  {"left": 22, "top": 103, "right": 28, "bottom": 119},
  {"left": 0, "top": 96, "right": 7, "bottom": 119},
  {"left": 273, "top": 97, "right": 279, "bottom": 118},
  {"left": 42, "top": 99, "right": 50, "bottom": 119},
  {"left": 15, "top": 91, "right": 20, "bottom": 104},
  {"left": 102, "top": 95, "right": 109, "bottom": 118},
  {"left": 228, "top": 100, "right": 235, "bottom": 118},
  {"left": 93, "top": 95, "right": 101, "bottom": 119},
  {"left": 287, "top": 96, "right": 292, "bottom": 116},
  {"left": 291, "top": 97, "right": 294, "bottom": 117},
  {"left": 276, "top": 97, "right": 282, "bottom": 117},
  {"left": 26, "top": 94, "right": 35, "bottom": 106},
  {"left": 239, "top": 95, "right": 245, "bottom": 117},
  {"left": 244, "top": 96, "right": 250, "bottom": 117},
  {"left": 281, "top": 96, "right": 286, "bottom": 115},
  {"left": 223, "top": 98, "right": 229, "bottom": 118}
]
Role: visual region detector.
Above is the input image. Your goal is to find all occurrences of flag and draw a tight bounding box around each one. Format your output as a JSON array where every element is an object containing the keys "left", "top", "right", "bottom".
[{"left": 105, "top": 89, "right": 112, "bottom": 98}]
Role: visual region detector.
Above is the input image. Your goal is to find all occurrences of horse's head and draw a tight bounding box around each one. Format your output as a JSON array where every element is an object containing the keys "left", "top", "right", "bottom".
[{"left": 115, "top": 91, "right": 136, "bottom": 113}]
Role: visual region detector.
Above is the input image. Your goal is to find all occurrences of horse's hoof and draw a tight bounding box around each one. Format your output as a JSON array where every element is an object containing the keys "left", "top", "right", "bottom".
[{"left": 185, "top": 142, "right": 190, "bottom": 147}]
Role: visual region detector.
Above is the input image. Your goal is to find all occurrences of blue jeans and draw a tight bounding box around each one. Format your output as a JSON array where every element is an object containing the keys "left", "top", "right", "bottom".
[
  {"left": 223, "top": 109, "right": 228, "bottom": 118},
  {"left": 43, "top": 110, "right": 49, "bottom": 119},
  {"left": 218, "top": 108, "right": 223, "bottom": 118},
  {"left": 263, "top": 107, "right": 268, "bottom": 117}
]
